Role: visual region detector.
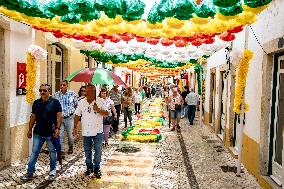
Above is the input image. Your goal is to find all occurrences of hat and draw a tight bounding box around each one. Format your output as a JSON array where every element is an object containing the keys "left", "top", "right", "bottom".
[{"left": 86, "top": 82, "right": 94, "bottom": 86}]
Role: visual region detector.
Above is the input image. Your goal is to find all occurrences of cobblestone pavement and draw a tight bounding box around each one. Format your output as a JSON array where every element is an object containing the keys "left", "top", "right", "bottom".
[{"left": 0, "top": 114, "right": 262, "bottom": 189}]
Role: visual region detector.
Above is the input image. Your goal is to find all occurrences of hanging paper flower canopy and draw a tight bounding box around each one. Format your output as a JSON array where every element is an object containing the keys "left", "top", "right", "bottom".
[
  {"left": 219, "top": 32, "right": 236, "bottom": 41},
  {"left": 0, "top": 0, "right": 272, "bottom": 23},
  {"left": 0, "top": 0, "right": 272, "bottom": 40},
  {"left": 81, "top": 50, "right": 193, "bottom": 67},
  {"left": 75, "top": 38, "right": 227, "bottom": 64},
  {"left": 33, "top": 24, "right": 243, "bottom": 47}
]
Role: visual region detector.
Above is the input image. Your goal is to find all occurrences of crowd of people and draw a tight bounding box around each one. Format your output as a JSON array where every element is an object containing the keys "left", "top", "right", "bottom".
[{"left": 20, "top": 80, "right": 199, "bottom": 181}]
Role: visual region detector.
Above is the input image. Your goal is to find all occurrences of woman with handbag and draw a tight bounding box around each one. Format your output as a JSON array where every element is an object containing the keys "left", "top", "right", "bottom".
[
  {"left": 169, "top": 89, "right": 184, "bottom": 131},
  {"left": 122, "top": 87, "right": 134, "bottom": 128},
  {"left": 99, "top": 88, "right": 117, "bottom": 147}
]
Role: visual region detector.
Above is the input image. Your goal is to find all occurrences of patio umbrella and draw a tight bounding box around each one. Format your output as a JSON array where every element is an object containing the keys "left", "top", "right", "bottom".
[{"left": 66, "top": 68, "right": 126, "bottom": 86}]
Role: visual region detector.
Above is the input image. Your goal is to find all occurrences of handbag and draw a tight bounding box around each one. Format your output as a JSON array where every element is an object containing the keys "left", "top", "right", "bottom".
[
  {"left": 103, "top": 116, "right": 113, "bottom": 125},
  {"left": 128, "top": 105, "right": 134, "bottom": 112},
  {"left": 175, "top": 104, "right": 182, "bottom": 111}
]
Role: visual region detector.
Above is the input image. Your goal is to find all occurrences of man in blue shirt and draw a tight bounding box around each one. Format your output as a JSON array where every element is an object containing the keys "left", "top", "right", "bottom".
[
  {"left": 54, "top": 80, "right": 78, "bottom": 154},
  {"left": 21, "top": 84, "right": 62, "bottom": 181}
]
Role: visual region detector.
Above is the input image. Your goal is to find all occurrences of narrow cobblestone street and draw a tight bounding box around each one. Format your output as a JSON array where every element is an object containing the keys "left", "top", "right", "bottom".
[{"left": 0, "top": 113, "right": 261, "bottom": 189}]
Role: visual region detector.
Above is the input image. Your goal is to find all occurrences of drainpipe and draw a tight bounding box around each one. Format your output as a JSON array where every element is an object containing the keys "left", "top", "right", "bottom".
[{"left": 236, "top": 25, "right": 249, "bottom": 176}]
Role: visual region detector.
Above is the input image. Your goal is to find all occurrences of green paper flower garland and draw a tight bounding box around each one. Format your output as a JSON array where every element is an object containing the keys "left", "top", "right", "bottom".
[
  {"left": 0, "top": 0, "right": 273, "bottom": 24},
  {"left": 80, "top": 50, "right": 199, "bottom": 68}
]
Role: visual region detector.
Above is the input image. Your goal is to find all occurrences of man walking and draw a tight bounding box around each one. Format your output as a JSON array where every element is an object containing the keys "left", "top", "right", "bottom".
[
  {"left": 181, "top": 86, "right": 190, "bottom": 118},
  {"left": 73, "top": 83, "right": 108, "bottom": 178},
  {"left": 185, "top": 89, "right": 199, "bottom": 125},
  {"left": 109, "top": 85, "right": 122, "bottom": 134},
  {"left": 54, "top": 80, "right": 78, "bottom": 154},
  {"left": 21, "top": 84, "right": 62, "bottom": 181}
]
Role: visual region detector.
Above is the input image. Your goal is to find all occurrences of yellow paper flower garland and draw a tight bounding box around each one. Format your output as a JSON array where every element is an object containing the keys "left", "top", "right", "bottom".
[
  {"left": 26, "top": 52, "right": 36, "bottom": 104},
  {"left": 233, "top": 49, "right": 253, "bottom": 114}
]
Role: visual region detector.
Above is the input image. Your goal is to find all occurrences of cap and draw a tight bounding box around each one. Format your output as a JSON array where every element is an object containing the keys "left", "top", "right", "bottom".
[{"left": 86, "top": 82, "right": 94, "bottom": 86}]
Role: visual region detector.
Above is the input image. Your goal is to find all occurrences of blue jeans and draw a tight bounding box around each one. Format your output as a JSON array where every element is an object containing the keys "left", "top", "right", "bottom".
[
  {"left": 27, "top": 134, "right": 56, "bottom": 175},
  {"left": 170, "top": 110, "right": 181, "bottom": 120},
  {"left": 60, "top": 115, "right": 74, "bottom": 149},
  {"left": 181, "top": 105, "right": 189, "bottom": 117},
  {"left": 188, "top": 105, "right": 196, "bottom": 124},
  {"left": 83, "top": 133, "right": 103, "bottom": 169}
]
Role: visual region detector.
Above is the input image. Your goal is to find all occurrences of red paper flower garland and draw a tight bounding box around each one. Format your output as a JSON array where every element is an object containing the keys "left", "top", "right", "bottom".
[{"left": 34, "top": 25, "right": 243, "bottom": 46}]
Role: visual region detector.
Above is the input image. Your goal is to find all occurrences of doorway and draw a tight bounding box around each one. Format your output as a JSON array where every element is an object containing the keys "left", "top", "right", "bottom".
[
  {"left": 219, "top": 71, "right": 227, "bottom": 139},
  {"left": 209, "top": 72, "right": 216, "bottom": 127},
  {"left": 270, "top": 55, "right": 284, "bottom": 186},
  {"left": 0, "top": 27, "right": 5, "bottom": 163},
  {"left": 47, "top": 44, "right": 63, "bottom": 94}
]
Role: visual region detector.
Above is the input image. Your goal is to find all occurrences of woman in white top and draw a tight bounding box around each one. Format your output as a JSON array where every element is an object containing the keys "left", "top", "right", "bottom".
[
  {"left": 99, "top": 88, "right": 117, "bottom": 147},
  {"left": 168, "top": 89, "right": 184, "bottom": 131},
  {"left": 78, "top": 86, "right": 86, "bottom": 101},
  {"left": 134, "top": 88, "right": 142, "bottom": 115}
]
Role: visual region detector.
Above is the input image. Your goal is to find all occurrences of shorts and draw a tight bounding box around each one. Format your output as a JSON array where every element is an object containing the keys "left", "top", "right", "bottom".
[{"left": 170, "top": 110, "right": 181, "bottom": 120}]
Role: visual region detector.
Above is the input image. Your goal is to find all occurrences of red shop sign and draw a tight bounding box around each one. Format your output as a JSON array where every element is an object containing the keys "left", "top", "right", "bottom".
[{"left": 16, "top": 62, "right": 27, "bottom": 95}]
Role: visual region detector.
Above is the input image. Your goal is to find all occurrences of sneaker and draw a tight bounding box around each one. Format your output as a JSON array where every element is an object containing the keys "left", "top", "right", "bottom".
[
  {"left": 46, "top": 169, "right": 57, "bottom": 181},
  {"left": 20, "top": 173, "right": 33, "bottom": 181},
  {"left": 68, "top": 146, "right": 73, "bottom": 154},
  {"left": 46, "top": 174, "right": 56, "bottom": 181},
  {"left": 94, "top": 169, "right": 102, "bottom": 179},
  {"left": 85, "top": 166, "right": 94, "bottom": 178}
]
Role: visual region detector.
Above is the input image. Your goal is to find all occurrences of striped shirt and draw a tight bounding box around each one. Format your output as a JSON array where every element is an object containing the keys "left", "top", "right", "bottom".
[
  {"left": 54, "top": 90, "right": 78, "bottom": 118},
  {"left": 109, "top": 89, "right": 122, "bottom": 106}
]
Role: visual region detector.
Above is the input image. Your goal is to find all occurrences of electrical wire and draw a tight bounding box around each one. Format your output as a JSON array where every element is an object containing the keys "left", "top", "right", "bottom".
[{"left": 249, "top": 25, "right": 270, "bottom": 55}]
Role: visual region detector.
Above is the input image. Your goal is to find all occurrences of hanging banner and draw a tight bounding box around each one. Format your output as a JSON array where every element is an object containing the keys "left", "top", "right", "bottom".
[{"left": 16, "top": 62, "right": 27, "bottom": 95}]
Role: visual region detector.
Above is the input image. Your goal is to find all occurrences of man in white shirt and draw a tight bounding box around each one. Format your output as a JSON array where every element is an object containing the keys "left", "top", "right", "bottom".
[
  {"left": 185, "top": 89, "right": 199, "bottom": 125},
  {"left": 73, "top": 83, "right": 108, "bottom": 178}
]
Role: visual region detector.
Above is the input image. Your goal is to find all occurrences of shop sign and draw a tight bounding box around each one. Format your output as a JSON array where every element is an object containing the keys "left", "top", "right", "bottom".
[{"left": 16, "top": 62, "right": 27, "bottom": 95}]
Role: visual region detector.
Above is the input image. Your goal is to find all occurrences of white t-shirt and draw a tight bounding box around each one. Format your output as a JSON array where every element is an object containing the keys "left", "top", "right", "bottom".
[
  {"left": 75, "top": 97, "right": 107, "bottom": 136},
  {"left": 134, "top": 92, "right": 142, "bottom": 103},
  {"left": 101, "top": 97, "right": 114, "bottom": 116}
]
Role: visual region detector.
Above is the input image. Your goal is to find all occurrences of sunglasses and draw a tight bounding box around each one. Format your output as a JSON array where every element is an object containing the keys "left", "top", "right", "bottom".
[
  {"left": 81, "top": 90, "right": 86, "bottom": 92},
  {"left": 39, "top": 89, "right": 48, "bottom": 93}
]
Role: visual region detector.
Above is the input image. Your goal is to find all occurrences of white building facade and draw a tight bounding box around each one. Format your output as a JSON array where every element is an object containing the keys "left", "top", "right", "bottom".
[{"left": 202, "top": 0, "right": 284, "bottom": 188}]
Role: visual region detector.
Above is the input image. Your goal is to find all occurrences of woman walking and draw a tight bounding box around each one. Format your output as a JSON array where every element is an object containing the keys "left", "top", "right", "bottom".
[
  {"left": 122, "top": 87, "right": 134, "bottom": 128},
  {"left": 134, "top": 88, "right": 142, "bottom": 115},
  {"left": 78, "top": 86, "right": 86, "bottom": 101},
  {"left": 99, "top": 88, "right": 117, "bottom": 147},
  {"left": 168, "top": 89, "right": 184, "bottom": 131}
]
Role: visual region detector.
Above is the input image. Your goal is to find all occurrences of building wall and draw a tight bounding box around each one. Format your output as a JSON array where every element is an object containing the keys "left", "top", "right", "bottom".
[
  {"left": 0, "top": 19, "right": 34, "bottom": 161},
  {"left": 8, "top": 22, "right": 33, "bottom": 127},
  {"left": 69, "top": 49, "right": 85, "bottom": 94},
  {"left": 243, "top": 0, "right": 284, "bottom": 143},
  {"left": 203, "top": 0, "right": 284, "bottom": 187},
  {"left": 204, "top": 49, "right": 227, "bottom": 114}
]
